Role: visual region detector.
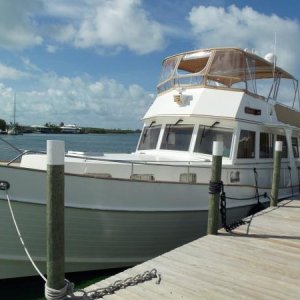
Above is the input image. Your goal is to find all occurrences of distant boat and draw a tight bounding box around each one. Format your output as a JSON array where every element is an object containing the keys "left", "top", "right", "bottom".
[{"left": 7, "top": 93, "right": 22, "bottom": 135}]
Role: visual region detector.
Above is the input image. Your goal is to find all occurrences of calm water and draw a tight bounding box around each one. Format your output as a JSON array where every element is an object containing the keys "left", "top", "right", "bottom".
[
  {"left": 0, "top": 133, "right": 140, "bottom": 161},
  {"left": 0, "top": 133, "right": 139, "bottom": 300}
]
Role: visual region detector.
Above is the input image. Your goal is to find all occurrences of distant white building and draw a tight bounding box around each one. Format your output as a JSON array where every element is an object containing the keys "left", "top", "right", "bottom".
[{"left": 60, "top": 124, "right": 81, "bottom": 133}]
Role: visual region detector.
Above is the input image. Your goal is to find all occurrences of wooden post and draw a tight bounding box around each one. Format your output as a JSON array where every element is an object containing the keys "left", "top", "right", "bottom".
[
  {"left": 270, "top": 141, "right": 282, "bottom": 207},
  {"left": 207, "top": 141, "right": 223, "bottom": 235},
  {"left": 46, "top": 140, "right": 65, "bottom": 292}
]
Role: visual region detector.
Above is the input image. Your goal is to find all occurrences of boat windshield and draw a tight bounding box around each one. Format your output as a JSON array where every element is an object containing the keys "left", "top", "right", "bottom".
[
  {"left": 159, "top": 56, "right": 179, "bottom": 82},
  {"left": 157, "top": 51, "right": 211, "bottom": 93},
  {"left": 194, "top": 127, "right": 233, "bottom": 157},
  {"left": 138, "top": 125, "right": 161, "bottom": 150},
  {"left": 160, "top": 124, "right": 194, "bottom": 151}
]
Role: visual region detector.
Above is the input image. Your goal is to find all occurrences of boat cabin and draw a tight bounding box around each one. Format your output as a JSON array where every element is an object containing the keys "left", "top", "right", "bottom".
[{"left": 136, "top": 48, "right": 300, "bottom": 165}]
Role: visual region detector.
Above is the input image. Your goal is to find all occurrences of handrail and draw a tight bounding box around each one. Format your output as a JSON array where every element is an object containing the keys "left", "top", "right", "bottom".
[
  {"left": 7, "top": 150, "right": 46, "bottom": 166},
  {"left": 0, "top": 136, "right": 46, "bottom": 166}
]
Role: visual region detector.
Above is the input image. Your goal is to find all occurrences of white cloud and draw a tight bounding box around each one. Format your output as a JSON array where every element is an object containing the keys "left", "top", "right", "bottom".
[
  {"left": 46, "top": 45, "right": 59, "bottom": 53},
  {"left": 0, "top": 64, "right": 28, "bottom": 80},
  {"left": 0, "top": 73, "right": 153, "bottom": 129},
  {"left": 0, "top": 0, "right": 43, "bottom": 49},
  {"left": 188, "top": 5, "right": 300, "bottom": 74},
  {"left": 47, "top": 0, "right": 166, "bottom": 54}
]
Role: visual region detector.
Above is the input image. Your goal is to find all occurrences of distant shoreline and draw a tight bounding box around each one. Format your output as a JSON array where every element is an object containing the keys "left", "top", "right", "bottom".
[{"left": 20, "top": 126, "right": 142, "bottom": 135}]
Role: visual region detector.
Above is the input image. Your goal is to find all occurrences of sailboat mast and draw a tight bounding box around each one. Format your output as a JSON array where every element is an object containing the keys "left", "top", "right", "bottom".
[{"left": 13, "top": 92, "right": 16, "bottom": 126}]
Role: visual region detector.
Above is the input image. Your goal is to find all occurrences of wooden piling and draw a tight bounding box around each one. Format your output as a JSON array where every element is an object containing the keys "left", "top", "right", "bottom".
[
  {"left": 207, "top": 141, "right": 223, "bottom": 235},
  {"left": 46, "top": 140, "right": 65, "bottom": 292},
  {"left": 270, "top": 141, "right": 282, "bottom": 207}
]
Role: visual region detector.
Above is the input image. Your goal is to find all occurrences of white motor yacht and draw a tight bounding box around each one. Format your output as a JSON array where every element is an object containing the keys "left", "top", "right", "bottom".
[{"left": 0, "top": 47, "right": 299, "bottom": 279}]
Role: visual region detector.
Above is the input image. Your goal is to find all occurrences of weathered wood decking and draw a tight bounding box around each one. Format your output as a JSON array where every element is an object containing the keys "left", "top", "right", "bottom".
[{"left": 81, "top": 199, "right": 300, "bottom": 299}]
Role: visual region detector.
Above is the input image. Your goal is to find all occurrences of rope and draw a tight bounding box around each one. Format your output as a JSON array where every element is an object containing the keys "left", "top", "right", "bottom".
[
  {"left": 209, "top": 180, "right": 222, "bottom": 194},
  {"left": 4, "top": 189, "right": 75, "bottom": 300},
  {"left": 4, "top": 187, "right": 160, "bottom": 300},
  {"left": 5, "top": 190, "right": 47, "bottom": 281},
  {"left": 45, "top": 279, "right": 74, "bottom": 300}
]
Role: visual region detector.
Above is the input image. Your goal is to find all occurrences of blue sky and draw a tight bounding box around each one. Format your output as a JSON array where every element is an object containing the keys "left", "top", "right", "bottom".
[{"left": 0, "top": 0, "right": 300, "bottom": 129}]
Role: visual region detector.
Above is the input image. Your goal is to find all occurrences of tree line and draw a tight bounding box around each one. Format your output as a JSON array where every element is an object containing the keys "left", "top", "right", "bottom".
[{"left": 0, "top": 119, "right": 141, "bottom": 134}]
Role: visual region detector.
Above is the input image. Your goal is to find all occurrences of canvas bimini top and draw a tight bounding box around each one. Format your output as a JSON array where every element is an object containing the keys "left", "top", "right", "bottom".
[{"left": 157, "top": 47, "right": 299, "bottom": 107}]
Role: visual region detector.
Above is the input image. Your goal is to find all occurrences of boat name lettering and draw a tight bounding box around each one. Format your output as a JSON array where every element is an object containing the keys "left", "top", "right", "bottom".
[{"left": 244, "top": 107, "right": 261, "bottom": 116}]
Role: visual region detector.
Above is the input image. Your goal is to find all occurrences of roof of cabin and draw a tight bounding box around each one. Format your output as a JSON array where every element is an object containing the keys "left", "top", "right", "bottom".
[{"left": 163, "top": 47, "right": 296, "bottom": 83}]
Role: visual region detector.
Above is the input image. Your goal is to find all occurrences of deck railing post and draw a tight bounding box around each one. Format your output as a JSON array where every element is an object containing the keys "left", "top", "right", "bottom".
[
  {"left": 46, "top": 140, "right": 65, "bottom": 295},
  {"left": 270, "top": 141, "right": 282, "bottom": 207},
  {"left": 207, "top": 141, "right": 223, "bottom": 235}
]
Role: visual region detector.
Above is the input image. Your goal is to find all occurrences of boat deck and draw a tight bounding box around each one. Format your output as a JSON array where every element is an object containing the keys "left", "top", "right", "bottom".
[{"left": 80, "top": 199, "right": 300, "bottom": 299}]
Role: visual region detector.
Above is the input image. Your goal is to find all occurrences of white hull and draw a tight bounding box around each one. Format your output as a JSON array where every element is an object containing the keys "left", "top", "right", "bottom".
[{"left": 0, "top": 165, "right": 275, "bottom": 279}]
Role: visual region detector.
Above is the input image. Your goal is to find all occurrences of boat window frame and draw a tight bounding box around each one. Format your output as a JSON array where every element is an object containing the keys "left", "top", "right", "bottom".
[
  {"left": 137, "top": 124, "right": 162, "bottom": 151},
  {"left": 276, "top": 134, "right": 288, "bottom": 159},
  {"left": 237, "top": 129, "right": 256, "bottom": 159},
  {"left": 160, "top": 124, "right": 194, "bottom": 152},
  {"left": 259, "top": 132, "right": 274, "bottom": 159},
  {"left": 193, "top": 126, "right": 233, "bottom": 158},
  {"left": 291, "top": 136, "right": 299, "bottom": 158}
]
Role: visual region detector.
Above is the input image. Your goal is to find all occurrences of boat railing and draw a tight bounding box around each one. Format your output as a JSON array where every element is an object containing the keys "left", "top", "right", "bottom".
[
  {"left": 157, "top": 74, "right": 205, "bottom": 93},
  {"left": 0, "top": 136, "right": 45, "bottom": 166},
  {"left": 6, "top": 150, "right": 46, "bottom": 166}
]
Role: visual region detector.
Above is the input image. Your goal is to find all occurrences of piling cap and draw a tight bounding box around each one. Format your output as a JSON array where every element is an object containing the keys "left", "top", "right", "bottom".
[
  {"left": 275, "top": 141, "right": 282, "bottom": 152},
  {"left": 47, "top": 140, "right": 65, "bottom": 165},
  {"left": 212, "top": 141, "right": 223, "bottom": 156}
]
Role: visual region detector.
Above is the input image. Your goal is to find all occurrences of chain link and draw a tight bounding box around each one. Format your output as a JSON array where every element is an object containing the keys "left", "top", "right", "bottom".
[{"left": 76, "top": 269, "right": 161, "bottom": 299}]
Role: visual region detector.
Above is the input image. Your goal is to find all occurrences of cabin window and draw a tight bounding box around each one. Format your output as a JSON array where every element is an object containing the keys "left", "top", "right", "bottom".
[
  {"left": 292, "top": 137, "right": 299, "bottom": 158},
  {"left": 260, "top": 132, "right": 274, "bottom": 158},
  {"left": 194, "top": 127, "right": 233, "bottom": 157},
  {"left": 160, "top": 124, "right": 193, "bottom": 151},
  {"left": 237, "top": 130, "right": 256, "bottom": 158},
  {"left": 276, "top": 135, "right": 288, "bottom": 158},
  {"left": 138, "top": 125, "right": 161, "bottom": 150}
]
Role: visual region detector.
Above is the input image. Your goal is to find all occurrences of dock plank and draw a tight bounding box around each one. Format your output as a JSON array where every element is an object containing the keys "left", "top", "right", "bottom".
[{"left": 79, "top": 199, "right": 300, "bottom": 299}]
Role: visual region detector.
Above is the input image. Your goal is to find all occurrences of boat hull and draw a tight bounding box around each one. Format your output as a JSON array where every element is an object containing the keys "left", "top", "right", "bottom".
[
  {"left": 0, "top": 165, "right": 278, "bottom": 279},
  {"left": 0, "top": 198, "right": 258, "bottom": 279}
]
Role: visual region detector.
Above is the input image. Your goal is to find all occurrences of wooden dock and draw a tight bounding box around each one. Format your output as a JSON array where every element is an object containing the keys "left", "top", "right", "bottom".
[{"left": 80, "top": 199, "right": 300, "bottom": 299}]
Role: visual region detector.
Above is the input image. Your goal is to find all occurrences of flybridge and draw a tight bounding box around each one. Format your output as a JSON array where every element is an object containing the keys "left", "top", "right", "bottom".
[{"left": 157, "top": 47, "right": 299, "bottom": 110}]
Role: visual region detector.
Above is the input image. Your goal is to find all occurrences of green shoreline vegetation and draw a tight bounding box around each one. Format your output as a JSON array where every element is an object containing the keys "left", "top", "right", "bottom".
[{"left": 0, "top": 119, "right": 141, "bottom": 134}]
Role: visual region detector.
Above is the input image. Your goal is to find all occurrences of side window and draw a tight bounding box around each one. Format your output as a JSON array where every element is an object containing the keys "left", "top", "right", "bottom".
[
  {"left": 292, "top": 137, "right": 299, "bottom": 158},
  {"left": 194, "top": 127, "right": 233, "bottom": 157},
  {"left": 260, "top": 132, "right": 274, "bottom": 158},
  {"left": 277, "top": 135, "right": 288, "bottom": 158},
  {"left": 237, "top": 130, "right": 256, "bottom": 158}
]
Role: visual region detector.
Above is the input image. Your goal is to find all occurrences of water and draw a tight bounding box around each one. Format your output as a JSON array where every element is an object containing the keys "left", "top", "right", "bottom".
[
  {"left": 0, "top": 133, "right": 140, "bottom": 161},
  {"left": 0, "top": 133, "right": 139, "bottom": 299}
]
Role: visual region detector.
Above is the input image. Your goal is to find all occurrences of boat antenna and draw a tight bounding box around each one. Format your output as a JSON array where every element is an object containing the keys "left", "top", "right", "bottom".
[{"left": 273, "top": 32, "right": 277, "bottom": 78}]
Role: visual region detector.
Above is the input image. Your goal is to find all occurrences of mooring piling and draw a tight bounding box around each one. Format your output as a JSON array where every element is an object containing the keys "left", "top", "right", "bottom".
[
  {"left": 207, "top": 141, "right": 223, "bottom": 235},
  {"left": 270, "top": 141, "right": 282, "bottom": 207},
  {"left": 46, "top": 140, "right": 65, "bottom": 294}
]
